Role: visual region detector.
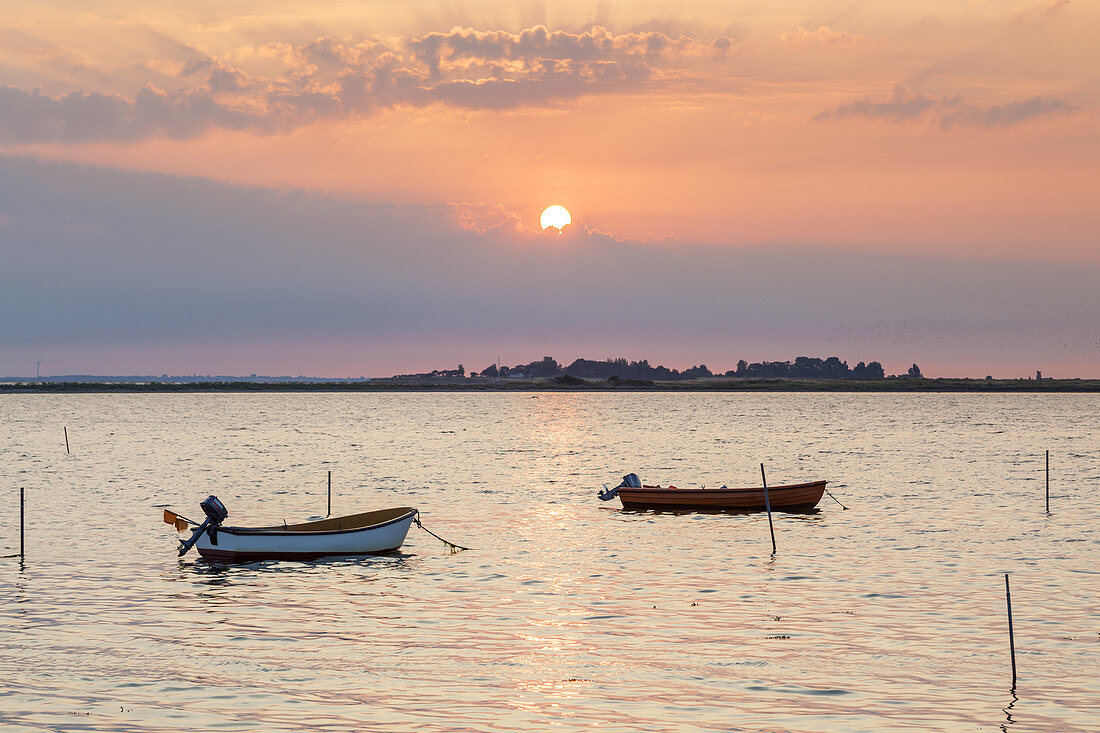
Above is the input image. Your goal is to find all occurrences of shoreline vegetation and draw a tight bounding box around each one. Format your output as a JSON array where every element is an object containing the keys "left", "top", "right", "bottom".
[
  {"left": 2, "top": 377, "right": 1097, "bottom": 393},
  {"left": 4, "top": 356, "right": 1095, "bottom": 392}
]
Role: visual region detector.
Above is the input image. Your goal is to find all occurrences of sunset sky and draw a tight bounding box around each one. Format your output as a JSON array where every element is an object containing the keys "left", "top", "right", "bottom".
[{"left": 2, "top": 0, "right": 1097, "bottom": 377}]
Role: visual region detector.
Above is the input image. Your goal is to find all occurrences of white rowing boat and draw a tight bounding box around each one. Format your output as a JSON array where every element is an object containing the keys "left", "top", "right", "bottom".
[{"left": 165, "top": 497, "right": 417, "bottom": 561}]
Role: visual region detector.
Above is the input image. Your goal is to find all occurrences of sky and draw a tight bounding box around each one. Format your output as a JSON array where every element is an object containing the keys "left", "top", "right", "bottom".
[{"left": 1, "top": 0, "right": 1097, "bottom": 378}]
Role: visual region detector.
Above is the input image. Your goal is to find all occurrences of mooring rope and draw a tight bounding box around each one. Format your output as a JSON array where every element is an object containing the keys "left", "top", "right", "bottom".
[
  {"left": 413, "top": 512, "right": 470, "bottom": 552},
  {"left": 824, "top": 489, "right": 849, "bottom": 510}
]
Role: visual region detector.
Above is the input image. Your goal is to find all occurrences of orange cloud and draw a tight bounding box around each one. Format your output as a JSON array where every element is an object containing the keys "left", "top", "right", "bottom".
[
  {"left": 781, "top": 26, "right": 864, "bottom": 46},
  {"left": 1014, "top": 0, "right": 1072, "bottom": 20},
  {"left": 450, "top": 202, "right": 526, "bottom": 234}
]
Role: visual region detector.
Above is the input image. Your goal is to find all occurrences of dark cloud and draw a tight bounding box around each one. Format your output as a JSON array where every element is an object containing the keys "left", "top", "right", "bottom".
[
  {"left": 0, "top": 26, "right": 731, "bottom": 144},
  {"left": 0, "top": 85, "right": 269, "bottom": 143},
  {"left": 814, "top": 84, "right": 1077, "bottom": 128},
  {"left": 406, "top": 25, "right": 707, "bottom": 76},
  {"left": 938, "top": 95, "right": 1077, "bottom": 129}
]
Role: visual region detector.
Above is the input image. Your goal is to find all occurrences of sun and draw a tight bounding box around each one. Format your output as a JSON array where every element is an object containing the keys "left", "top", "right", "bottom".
[{"left": 540, "top": 205, "right": 571, "bottom": 231}]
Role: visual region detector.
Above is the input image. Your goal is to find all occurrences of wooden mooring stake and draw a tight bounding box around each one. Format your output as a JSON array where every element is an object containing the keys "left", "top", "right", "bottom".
[
  {"left": 20, "top": 487, "right": 25, "bottom": 561},
  {"left": 327, "top": 470, "right": 332, "bottom": 517},
  {"left": 760, "top": 463, "right": 776, "bottom": 555},
  {"left": 1005, "top": 574, "right": 1017, "bottom": 689},
  {"left": 64, "top": 427, "right": 70, "bottom": 455},
  {"left": 1045, "top": 450, "right": 1050, "bottom": 513}
]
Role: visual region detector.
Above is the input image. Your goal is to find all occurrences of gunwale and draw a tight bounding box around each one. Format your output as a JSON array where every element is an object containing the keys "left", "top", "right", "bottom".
[{"left": 216, "top": 507, "right": 417, "bottom": 536}]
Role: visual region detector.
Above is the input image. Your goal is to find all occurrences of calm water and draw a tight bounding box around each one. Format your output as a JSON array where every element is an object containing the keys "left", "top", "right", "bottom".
[{"left": 0, "top": 393, "right": 1097, "bottom": 732}]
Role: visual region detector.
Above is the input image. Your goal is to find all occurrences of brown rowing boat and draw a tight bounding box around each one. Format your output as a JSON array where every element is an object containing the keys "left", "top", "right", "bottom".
[{"left": 605, "top": 479, "right": 827, "bottom": 511}]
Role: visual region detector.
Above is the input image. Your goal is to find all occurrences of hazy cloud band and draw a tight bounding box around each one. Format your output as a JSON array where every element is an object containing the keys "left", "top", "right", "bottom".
[{"left": 2, "top": 155, "right": 1096, "bottom": 374}]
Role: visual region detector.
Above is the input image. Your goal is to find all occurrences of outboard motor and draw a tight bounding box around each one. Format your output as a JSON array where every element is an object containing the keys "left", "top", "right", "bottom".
[
  {"left": 598, "top": 472, "right": 642, "bottom": 501},
  {"left": 177, "top": 495, "right": 229, "bottom": 557}
]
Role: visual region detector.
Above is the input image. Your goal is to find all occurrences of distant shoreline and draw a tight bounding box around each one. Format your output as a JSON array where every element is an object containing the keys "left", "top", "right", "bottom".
[{"left": 2, "top": 378, "right": 1098, "bottom": 393}]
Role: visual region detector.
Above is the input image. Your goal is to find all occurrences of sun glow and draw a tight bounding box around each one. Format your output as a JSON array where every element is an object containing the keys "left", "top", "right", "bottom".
[{"left": 540, "top": 205, "right": 571, "bottom": 230}]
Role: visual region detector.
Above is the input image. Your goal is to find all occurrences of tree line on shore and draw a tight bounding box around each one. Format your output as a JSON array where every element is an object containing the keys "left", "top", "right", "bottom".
[{"left": 469, "top": 356, "right": 917, "bottom": 381}]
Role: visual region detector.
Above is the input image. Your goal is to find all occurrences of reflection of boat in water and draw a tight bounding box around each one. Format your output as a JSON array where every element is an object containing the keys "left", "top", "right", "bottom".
[
  {"left": 599, "top": 474, "right": 826, "bottom": 511},
  {"left": 165, "top": 496, "right": 417, "bottom": 561}
]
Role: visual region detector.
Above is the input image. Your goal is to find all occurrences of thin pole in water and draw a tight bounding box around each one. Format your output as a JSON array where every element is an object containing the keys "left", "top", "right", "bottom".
[
  {"left": 20, "top": 488, "right": 25, "bottom": 560},
  {"left": 64, "top": 427, "right": 70, "bottom": 455},
  {"left": 760, "top": 463, "right": 776, "bottom": 555},
  {"left": 1005, "top": 573, "right": 1017, "bottom": 690},
  {"left": 327, "top": 470, "right": 332, "bottom": 517},
  {"left": 1045, "top": 450, "right": 1050, "bottom": 513}
]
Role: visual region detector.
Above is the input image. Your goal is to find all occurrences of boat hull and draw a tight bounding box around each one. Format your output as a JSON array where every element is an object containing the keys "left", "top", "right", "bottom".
[
  {"left": 194, "top": 507, "right": 417, "bottom": 561},
  {"left": 617, "top": 481, "right": 826, "bottom": 511}
]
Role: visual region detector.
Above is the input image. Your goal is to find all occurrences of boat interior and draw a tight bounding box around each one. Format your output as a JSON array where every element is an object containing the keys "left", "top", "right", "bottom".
[{"left": 256, "top": 506, "right": 416, "bottom": 532}]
